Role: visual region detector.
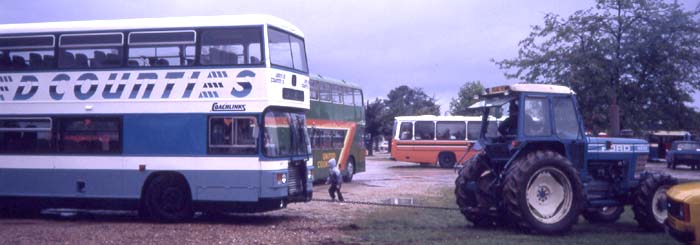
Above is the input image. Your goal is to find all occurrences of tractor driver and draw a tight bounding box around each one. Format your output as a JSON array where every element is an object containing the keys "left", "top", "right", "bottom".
[{"left": 498, "top": 100, "right": 518, "bottom": 136}]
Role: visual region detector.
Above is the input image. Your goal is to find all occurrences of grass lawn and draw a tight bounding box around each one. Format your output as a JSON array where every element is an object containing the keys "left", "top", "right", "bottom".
[{"left": 337, "top": 187, "right": 676, "bottom": 244}]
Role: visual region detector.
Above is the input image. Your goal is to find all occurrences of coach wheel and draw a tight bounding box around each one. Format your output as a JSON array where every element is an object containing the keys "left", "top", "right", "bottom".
[
  {"left": 438, "top": 152, "right": 456, "bottom": 168},
  {"left": 145, "top": 174, "right": 193, "bottom": 222},
  {"left": 343, "top": 157, "right": 355, "bottom": 182}
]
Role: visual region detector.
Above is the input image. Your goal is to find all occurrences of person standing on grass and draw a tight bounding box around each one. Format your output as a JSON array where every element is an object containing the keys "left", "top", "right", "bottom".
[{"left": 326, "top": 158, "right": 344, "bottom": 202}]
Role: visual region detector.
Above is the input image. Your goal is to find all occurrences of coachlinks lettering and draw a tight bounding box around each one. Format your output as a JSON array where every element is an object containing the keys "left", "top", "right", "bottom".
[{"left": 212, "top": 103, "right": 246, "bottom": 111}]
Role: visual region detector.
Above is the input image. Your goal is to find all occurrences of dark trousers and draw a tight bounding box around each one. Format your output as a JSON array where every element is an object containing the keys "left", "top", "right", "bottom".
[{"left": 328, "top": 184, "right": 344, "bottom": 201}]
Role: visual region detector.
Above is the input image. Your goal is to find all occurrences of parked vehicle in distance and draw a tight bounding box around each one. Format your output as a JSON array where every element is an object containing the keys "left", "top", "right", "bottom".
[
  {"left": 665, "top": 181, "right": 700, "bottom": 244},
  {"left": 379, "top": 141, "right": 389, "bottom": 152},
  {"left": 307, "top": 74, "right": 366, "bottom": 183},
  {"left": 391, "top": 115, "right": 497, "bottom": 168},
  {"left": 647, "top": 131, "right": 692, "bottom": 162},
  {"left": 667, "top": 141, "right": 700, "bottom": 170}
]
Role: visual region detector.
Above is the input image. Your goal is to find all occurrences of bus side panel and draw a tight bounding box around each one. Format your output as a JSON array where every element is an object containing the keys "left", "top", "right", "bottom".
[
  {"left": 122, "top": 114, "right": 207, "bottom": 156},
  {"left": 391, "top": 139, "right": 414, "bottom": 162}
]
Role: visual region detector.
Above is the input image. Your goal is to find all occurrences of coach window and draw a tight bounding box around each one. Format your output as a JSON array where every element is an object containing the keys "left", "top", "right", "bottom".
[
  {"left": 0, "top": 118, "right": 52, "bottom": 153},
  {"left": 332, "top": 130, "right": 346, "bottom": 148},
  {"left": 437, "top": 121, "right": 466, "bottom": 140},
  {"left": 0, "top": 35, "right": 55, "bottom": 70},
  {"left": 319, "top": 82, "right": 332, "bottom": 102},
  {"left": 268, "top": 28, "right": 308, "bottom": 73},
  {"left": 399, "top": 122, "right": 413, "bottom": 140},
  {"left": 309, "top": 80, "right": 319, "bottom": 100},
  {"left": 414, "top": 121, "right": 435, "bottom": 140},
  {"left": 59, "top": 33, "right": 123, "bottom": 69},
  {"left": 331, "top": 85, "right": 342, "bottom": 104},
  {"left": 200, "top": 27, "right": 262, "bottom": 66},
  {"left": 58, "top": 117, "right": 121, "bottom": 154},
  {"left": 128, "top": 30, "right": 196, "bottom": 67},
  {"left": 209, "top": 117, "right": 257, "bottom": 154},
  {"left": 343, "top": 87, "right": 354, "bottom": 106},
  {"left": 353, "top": 89, "right": 363, "bottom": 107}
]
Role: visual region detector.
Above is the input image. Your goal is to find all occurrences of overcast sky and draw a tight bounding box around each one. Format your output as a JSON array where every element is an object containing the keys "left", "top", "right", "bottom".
[{"left": 2, "top": 0, "right": 699, "bottom": 113}]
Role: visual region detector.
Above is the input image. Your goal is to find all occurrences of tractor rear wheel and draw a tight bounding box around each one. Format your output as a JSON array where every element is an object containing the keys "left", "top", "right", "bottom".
[
  {"left": 503, "top": 151, "right": 584, "bottom": 234},
  {"left": 582, "top": 206, "right": 624, "bottom": 223},
  {"left": 632, "top": 173, "right": 677, "bottom": 231},
  {"left": 455, "top": 153, "right": 502, "bottom": 227}
]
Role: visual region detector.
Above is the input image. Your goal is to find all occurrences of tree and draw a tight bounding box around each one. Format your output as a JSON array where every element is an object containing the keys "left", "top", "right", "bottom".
[
  {"left": 495, "top": 0, "right": 700, "bottom": 135},
  {"left": 450, "top": 81, "right": 485, "bottom": 116},
  {"left": 364, "top": 98, "right": 385, "bottom": 156},
  {"left": 384, "top": 85, "right": 441, "bottom": 118}
]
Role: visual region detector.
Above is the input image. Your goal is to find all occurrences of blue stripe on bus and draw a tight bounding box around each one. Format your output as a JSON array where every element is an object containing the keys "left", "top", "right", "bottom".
[{"left": 0, "top": 168, "right": 309, "bottom": 202}]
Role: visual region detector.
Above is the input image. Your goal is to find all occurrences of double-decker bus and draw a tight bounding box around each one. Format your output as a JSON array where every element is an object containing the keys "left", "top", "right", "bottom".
[
  {"left": 0, "top": 15, "right": 313, "bottom": 221},
  {"left": 391, "top": 115, "right": 498, "bottom": 168},
  {"left": 307, "top": 74, "right": 365, "bottom": 182}
]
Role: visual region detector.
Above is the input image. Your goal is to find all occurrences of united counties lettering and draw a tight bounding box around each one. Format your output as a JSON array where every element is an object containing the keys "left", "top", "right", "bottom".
[{"left": 10, "top": 70, "right": 255, "bottom": 101}]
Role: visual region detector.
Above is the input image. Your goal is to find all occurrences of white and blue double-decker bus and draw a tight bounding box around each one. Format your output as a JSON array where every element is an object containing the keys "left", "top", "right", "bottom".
[{"left": 0, "top": 15, "right": 313, "bottom": 221}]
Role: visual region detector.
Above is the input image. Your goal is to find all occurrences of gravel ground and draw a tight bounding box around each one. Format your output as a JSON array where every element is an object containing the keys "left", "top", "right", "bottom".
[
  {"left": 0, "top": 153, "right": 456, "bottom": 244},
  {"left": 1, "top": 153, "right": 693, "bottom": 244}
]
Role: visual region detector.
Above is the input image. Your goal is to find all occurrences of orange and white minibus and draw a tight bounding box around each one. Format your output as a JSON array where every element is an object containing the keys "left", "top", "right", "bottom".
[{"left": 390, "top": 115, "right": 498, "bottom": 168}]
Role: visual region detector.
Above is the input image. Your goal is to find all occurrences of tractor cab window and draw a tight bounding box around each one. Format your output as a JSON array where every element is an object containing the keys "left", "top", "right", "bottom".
[
  {"left": 523, "top": 97, "right": 551, "bottom": 137},
  {"left": 553, "top": 98, "right": 580, "bottom": 139}
]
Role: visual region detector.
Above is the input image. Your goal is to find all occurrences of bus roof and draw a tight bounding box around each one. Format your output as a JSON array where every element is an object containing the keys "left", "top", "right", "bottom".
[
  {"left": 310, "top": 73, "right": 362, "bottom": 90},
  {"left": 0, "top": 14, "right": 304, "bottom": 37},
  {"left": 394, "top": 115, "right": 483, "bottom": 122}
]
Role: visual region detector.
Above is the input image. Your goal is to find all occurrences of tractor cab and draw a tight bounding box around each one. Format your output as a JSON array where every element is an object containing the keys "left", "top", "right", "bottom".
[{"left": 469, "top": 84, "right": 585, "bottom": 170}]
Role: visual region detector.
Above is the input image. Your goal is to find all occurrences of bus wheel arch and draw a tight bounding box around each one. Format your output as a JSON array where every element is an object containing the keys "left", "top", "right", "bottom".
[
  {"left": 343, "top": 156, "right": 356, "bottom": 182},
  {"left": 140, "top": 171, "right": 194, "bottom": 222},
  {"left": 438, "top": 152, "right": 457, "bottom": 168}
]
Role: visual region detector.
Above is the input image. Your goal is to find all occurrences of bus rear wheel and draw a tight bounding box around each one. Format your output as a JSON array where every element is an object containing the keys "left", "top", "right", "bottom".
[
  {"left": 438, "top": 152, "right": 456, "bottom": 168},
  {"left": 145, "top": 174, "right": 193, "bottom": 222}
]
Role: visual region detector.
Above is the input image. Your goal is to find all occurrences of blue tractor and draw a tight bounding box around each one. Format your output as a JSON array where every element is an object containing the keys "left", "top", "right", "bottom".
[{"left": 455, "top": 84, "right": 677, "bottom": 234}]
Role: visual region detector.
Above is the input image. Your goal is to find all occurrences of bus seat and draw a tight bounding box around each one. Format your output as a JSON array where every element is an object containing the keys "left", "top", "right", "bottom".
[
  {"left": 250, "top": 56, "right": 260, "bottom": 64},
  {"left": 29, "top": 53, "right": 43, "bottom": 68},
  {"left": 60, "top": 51, "right": 76, "bottom": 67},
  {"left": 186, "top": 58, "right": 194, "bottom": 66},
  {"left": 43, "top": 55, "right": 55, "bottom": 67},
  {"left": 0, "top": 54, "right": 10, "bottom": 68},
  {"left": 11, "top": 56, "right": 27, "bottom": 68},
  {"left": 127, "top": 60, "right": 140, "bottom": 67},
  {"left": 75, "top": 53, "right": 89, "bottom": 68},
  {"left": 226, "top": 52, "right": 237, "bottom": 64},
  {"left": 105, "top": 53, "right": 120, "bottom": 66},
  {"left": 157, "top": 59, "right": 169, "bottom": 66},
  {"left": 148, "top": 57, "right": 158, "bottom": 66},
  {"left": 92, "top": 51, "right": 106, "bottom": 67}
]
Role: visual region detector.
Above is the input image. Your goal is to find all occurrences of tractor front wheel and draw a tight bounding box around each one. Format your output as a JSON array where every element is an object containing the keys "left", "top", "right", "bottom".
[
  {"left": 632, "top": 173, "right": 677, "bottom": 231},
  {"left": 503, "top": 151, "right": 584, "bottom": 234}
]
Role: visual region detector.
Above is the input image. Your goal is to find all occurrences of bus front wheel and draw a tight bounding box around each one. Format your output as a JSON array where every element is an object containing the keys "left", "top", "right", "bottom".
[{"left": 145, "top": 174, "right": 193, "bottom": 222}]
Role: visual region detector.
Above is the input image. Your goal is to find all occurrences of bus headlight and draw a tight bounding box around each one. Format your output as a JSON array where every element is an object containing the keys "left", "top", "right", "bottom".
[
  {"left": 276, "top": 173, "right": 287, "bottom": 185},
  {"left": 308, "top": 170, "right": 314, "bottom": 181}
]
